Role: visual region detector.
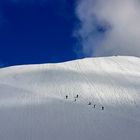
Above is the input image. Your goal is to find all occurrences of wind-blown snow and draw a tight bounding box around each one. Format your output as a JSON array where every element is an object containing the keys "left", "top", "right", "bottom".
[{"left": 0, "top": 56, "right": 140, "bottom": 140}]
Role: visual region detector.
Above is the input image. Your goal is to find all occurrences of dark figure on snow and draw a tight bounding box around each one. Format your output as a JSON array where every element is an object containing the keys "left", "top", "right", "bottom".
[
  {"left": 74, "top": 99, "right": 76, "bottom": 102},
  {"left": 88, "top": 102, "right": 91, "bottom": 105},
  {"left": 66, "top": 95, "right": 68, "bottom": 99},
  {"left": 102, "top": 106, "right": 104, "bottom": 110},
  {"left": 76, "top": 94, "right": 79, "bottom": 98},
  {"left": 93, "top": 104, "right": 96, "bottom": 108}
]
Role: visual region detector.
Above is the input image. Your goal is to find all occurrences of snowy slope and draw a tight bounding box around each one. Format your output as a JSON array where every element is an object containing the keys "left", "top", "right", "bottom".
[{"left": 0, "top": 56, "right": 140, "bottom": 140}]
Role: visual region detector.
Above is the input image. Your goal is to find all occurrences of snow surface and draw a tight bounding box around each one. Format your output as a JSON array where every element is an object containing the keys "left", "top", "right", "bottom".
[{"left": 0, "top": 56, "right": 140, "bottom": 140}]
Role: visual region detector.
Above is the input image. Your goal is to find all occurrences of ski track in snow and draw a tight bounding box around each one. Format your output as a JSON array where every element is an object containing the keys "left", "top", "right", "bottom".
[{"left": 0, "top": 56, "right": 140, "bottom": 140}]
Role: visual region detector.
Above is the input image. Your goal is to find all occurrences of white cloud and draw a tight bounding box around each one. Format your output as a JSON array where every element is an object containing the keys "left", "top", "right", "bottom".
[{"left": 75, "top": 0, "right": 140, "bottom": 57}]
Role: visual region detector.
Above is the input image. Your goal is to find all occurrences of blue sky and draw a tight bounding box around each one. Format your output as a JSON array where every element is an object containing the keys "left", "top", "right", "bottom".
[
  {"left": 0, "top": 0, "right": 79, "bottom": 66},
  {"left": 0, "top": 0, "right": 140, "bottom": 67}
]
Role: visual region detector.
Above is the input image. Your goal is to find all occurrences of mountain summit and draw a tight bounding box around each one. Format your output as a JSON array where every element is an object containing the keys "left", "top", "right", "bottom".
[{"left": 0, "top": 56, "right": 140, "bottom": 140}]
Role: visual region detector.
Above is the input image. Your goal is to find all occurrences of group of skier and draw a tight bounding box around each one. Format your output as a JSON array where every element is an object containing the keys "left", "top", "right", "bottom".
[
  {"left": 65, "top": 95, "right": 104, "bottom": 110},
  {"left": 88, "top": 102, "right": 104, "bottom": 110}
]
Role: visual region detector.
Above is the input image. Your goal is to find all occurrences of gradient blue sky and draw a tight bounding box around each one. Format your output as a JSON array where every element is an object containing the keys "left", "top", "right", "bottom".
[
  {"left": 1, "top": 0, "right": 139, "bottom": 67},
  {"left": 0, "top": 0, "right": 81, "bottom": 66}
]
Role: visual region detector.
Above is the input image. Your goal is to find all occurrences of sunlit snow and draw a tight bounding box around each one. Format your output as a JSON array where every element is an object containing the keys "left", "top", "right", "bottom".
[{"left": 0, "top": 56, "right": 140, "bottom": 140}]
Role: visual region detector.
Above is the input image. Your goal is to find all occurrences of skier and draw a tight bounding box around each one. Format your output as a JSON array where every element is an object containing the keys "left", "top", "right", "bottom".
[
  {"left": 76, "top": 94, "right": 79, "bottom": 98},
  {"left": 102, "top": 106, "right": 104, "bottom": 110},
  {"left": 88, "top": 102, "right": 91, "bottom": 105},
  {"left": 93, "top": 104, "right": 96, "bottom": 108},
  {"left": 66, "top": 95, "right": 68, "bottom": 99}
]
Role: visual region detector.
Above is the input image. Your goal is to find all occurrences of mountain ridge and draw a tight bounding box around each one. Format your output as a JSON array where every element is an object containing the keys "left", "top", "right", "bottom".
[{"left": 0, "top": 56, "right": 140, "bottom": 140}]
